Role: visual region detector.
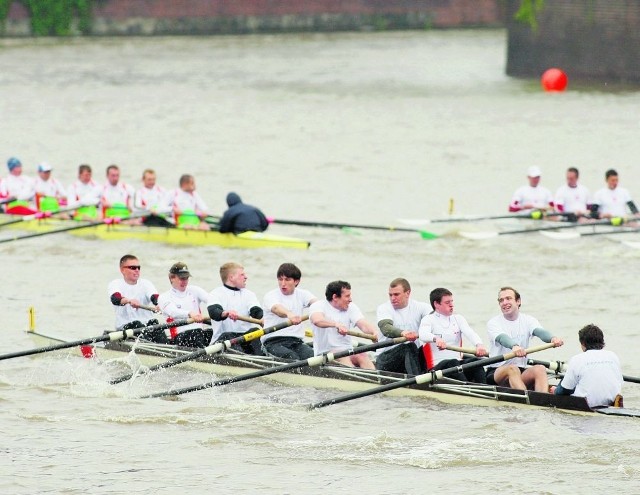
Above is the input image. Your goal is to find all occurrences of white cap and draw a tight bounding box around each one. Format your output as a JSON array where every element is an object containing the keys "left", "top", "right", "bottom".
[
  {"left": 37, "top": 162, "right": 52, "bottom": 173},
  {"left": 527, "top": 166, "right": 541, "bottom": 177}
]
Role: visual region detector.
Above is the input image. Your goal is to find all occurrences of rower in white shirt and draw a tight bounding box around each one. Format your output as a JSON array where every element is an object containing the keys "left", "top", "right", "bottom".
[
  {"left": 419, "top": 288, "right": 488, "bottom": 383},
  {"left": 167, "top": 174, "right": 210, "bottom": 230},
  {"left": 509, "top": 166, "right": 553, "bottom": 213},
  {"left": 101, "top": 164, "right": 136, "bottom": 219},
  {"left": 134, "top": 168, "right": 173, "bottom": 226},
  {"left": 67, "top": 164, "right": 102, "bottom": 219},
  {"left": 554, "top": 167, "right": 591, "bottom": 222},
  {"left": 3, "top": 157, "right": 36, "bottom": 214},
  {"left": 158, "top": 262, "right": 211, "bottom": 348},
  {"left": 34, "top": 162, "right": 67, "bottom": 212},
  {"left": 591, "top": 168, "right": 639, "bottom": 219}
]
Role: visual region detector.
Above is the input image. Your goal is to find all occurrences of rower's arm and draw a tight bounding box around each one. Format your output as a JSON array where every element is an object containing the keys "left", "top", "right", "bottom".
[
  {"left": 378, "top": 319, "right": 403, "bottom": 338},
  {"left": 495, "top": 333, "right": 518, "bottom": 348}
]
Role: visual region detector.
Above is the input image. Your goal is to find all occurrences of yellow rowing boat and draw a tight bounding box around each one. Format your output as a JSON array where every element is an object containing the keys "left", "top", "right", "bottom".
[{"left": 0, "top": 214, "right": 310, "bottom": 249}]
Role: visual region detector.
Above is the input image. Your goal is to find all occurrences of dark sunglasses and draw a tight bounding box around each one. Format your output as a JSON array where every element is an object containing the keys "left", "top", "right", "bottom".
[{"left": 123, "top": 265, "right": 141, "bottom": 270}]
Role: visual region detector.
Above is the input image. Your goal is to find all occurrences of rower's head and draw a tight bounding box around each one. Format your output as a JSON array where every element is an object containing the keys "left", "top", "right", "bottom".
[
  {"left": 326, "top": 280, "right": 351, "bottom": 311},
  {"left": 430, "top": 287, "right": 454, "bottom": 316},
  {"left": 578, "top": 324, "right": 605, "bottom": 351},
  {"left": 169, "top": 261, "right": 191, "bottom": 291},
  {"left": 7, "top": 157, "right": 22, "bottom": 176},
  {"left": 180, "top": 174, "right": 196, "bottom": 193},
  {"left": 527, "top": 166, "right": 541, "bottom": 187},
  {"left": 78, "top": 164, "right": 92, "bottom": 183},
  {"left": 119, "top": 254, "right": 141, "bottom": 284},
  {"left": 605, "top": 169, "right": 619, "bottom": 190},
  {"left": 388, "top": 278, "right": 411, "bottom": 310},
  {"left": 220, "top": 262, "right": 246, "bottom": 288},
  {"left": 566, "top": 167, "right": 579, "bottom": 188},
  {"left": 37, "top": 162, "right": 53, "bottom": 180},
  {"left": 142, "top": 169, "right": 157, "bottom": 189},
  {"left": 497, "top": 286, "right": 521, "bottom": 319},
  {"left": 106, "top": 164, "right": 120, "bottom": 186},
  {"left": 276, "top": 263, "right": 301, "bottom": 295}
]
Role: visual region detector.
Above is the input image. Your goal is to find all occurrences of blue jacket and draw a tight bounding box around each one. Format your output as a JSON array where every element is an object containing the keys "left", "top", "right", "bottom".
[{"left": 219, "top": 192, "right": 269, "bottom": 233}]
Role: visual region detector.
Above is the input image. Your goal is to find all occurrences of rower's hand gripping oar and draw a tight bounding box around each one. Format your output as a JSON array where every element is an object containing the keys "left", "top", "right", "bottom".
[
  {"left": 0, "top": 318, "right": 196, "bottom": 362},
  {"left": 309, "top": 343, "right": 555, "bottom": 409},
  {"left": 141, "top": 337, "right": 407, "bottom": 399},
  {"left": 110, "top": 316, "right": 307, "bottom": 385}
]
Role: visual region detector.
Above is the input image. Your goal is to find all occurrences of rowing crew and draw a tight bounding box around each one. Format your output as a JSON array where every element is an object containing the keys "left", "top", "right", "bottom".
[
  {"left": 109, "top": 255, "right": 623, "bottom": 408},
  {"left": 1, "top": 159, "right": 268, "bottom": 233},
  {"left": 510, "top": 166, "right": 640, "bottom": 222}
]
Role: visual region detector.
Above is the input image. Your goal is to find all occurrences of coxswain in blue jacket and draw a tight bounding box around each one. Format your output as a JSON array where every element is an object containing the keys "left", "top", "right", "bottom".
[{"left": 218, "top": 192, "right": 269, "bottom": 234}]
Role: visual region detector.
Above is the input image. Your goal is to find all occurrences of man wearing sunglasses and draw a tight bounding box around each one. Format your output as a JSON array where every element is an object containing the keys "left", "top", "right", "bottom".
[{"left": 108, "top": 254, "right": 161, "bottom": 339}]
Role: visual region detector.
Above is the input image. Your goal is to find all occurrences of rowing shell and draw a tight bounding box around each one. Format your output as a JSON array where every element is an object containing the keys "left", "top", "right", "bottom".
[
  {"left": 25, "top": 329, "right": 640, "bottom": 417},
  {"left": 0, "top": 214, "right": 310, "bottom": 249}
]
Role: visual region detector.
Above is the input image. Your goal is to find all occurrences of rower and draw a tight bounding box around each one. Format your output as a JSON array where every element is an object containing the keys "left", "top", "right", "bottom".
[
  {"left": 3, "top": 157, "right": 36, "bottom": 215},
  {"left": 553, "top": 167, "right": 591, "bottom": 222},
  {"left": 34, "top": 162, "right": 67, "bottom": 213},
  {"left": 419, "top": 288, "right": 488, "bottom": 383},
  {"left": 67, "top": 164, "right": 102, "bottom": 220},
  {"left": 261, "top": 263, "right": 317, "bottom": 360},
  {"left": 486, "top": 286, "right": 563, "bottom": 392},
  {"left": 591, "top": 168, "right": 640, "bottom": 220},
  {"left": 134, "top": 168, "right": 173, "bottom": 227},
  {"left": 508, "top": 166, "right": 553, "bottom": 214},
  {"left": 207, "top": 262, "right": 264, "bottom": 355},
  {"left": 309, "top": 280, "right": 378, "bottom": 369},
  {"left": 167, "top": 174, "right": 211, "bottom": 230},
  {"left": 375, "top": 278, "right": 428, "bottom": 375},
  {"left": 101, "top": 164, "right": 136, "bottom": 221}
]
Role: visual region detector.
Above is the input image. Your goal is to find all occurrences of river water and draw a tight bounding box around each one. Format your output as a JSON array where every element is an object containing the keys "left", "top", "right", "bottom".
[{"left": 2, "top": 30, "right": 640, "bottom": 494}]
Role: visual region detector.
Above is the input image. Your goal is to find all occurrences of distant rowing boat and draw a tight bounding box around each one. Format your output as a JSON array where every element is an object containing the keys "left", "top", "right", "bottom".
[
  {"left": 0, "top": 213, "right": 310, "bottom": 249},
  {"left": 25, "top": 329, "right": 640, "bottom": 418}
]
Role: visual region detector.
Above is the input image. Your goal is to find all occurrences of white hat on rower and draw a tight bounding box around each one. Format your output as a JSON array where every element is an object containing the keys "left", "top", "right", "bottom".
[
  {"left": 527, "top": 166, "right": 541, "bottom": 177},
  {"left": 37, "top": 162, "right": 53, "bottom": 173}
]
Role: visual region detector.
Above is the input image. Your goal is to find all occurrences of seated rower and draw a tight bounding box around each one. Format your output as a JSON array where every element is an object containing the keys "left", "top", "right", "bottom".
[
  {"left": 553, "top": 167, "right": 591, "bottom": 223},
  {"left": 168, "top": 174, "right": 210, "bottom": 230},
  {"left": 3, "top": 157, "right": 36, "bottom": 215},
  {"left": 158, "top": 262, "right": 211, "bottom": 348},
  {"left": 551, "top": 324, "right": 623, "bottom": 408},
  {"left": 207, "top": 262, "right": 263, "bottom": 355},
  {"left": 134, "top": 168, "right": 173, "bottom": 227},
  {"left": 419, "top": 288, "right": 488, "bottom": 383},
  {"left": 309, "top": 280, "right": 378, "bottom": 369},
  {"left": 34, "top": 162, "right": 67, "bottom": 214},
  {"left": 101, "top": 164, "right": 137, "bottom": 223},
  {"left": 67, "top": 164, "right": 102, "bottom": 220},
  {"left": 486, "top": 286, "right": 563, "bottom": 392},
  {"left": 218, "top": 192, "right": 268, "bottom": 234}
]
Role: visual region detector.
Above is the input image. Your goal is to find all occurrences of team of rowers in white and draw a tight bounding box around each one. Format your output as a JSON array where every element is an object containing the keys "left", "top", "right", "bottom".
[
  {"left": 510, "top": 165, "right": 639, "bottom": 220},
  {"left": 0, "top": 158, "right": 213, "bottom": 229},
  {"left": 110, "top": 255, "right": 624, "bottom": 409}
]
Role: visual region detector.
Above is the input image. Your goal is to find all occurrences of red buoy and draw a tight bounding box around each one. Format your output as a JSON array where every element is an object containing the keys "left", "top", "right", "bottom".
[{"left": 541, "top": 68, "right": 568, "bottom": 92}]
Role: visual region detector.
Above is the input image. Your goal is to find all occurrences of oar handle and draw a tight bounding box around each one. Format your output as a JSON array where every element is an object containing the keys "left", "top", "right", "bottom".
[
  {"left": 346, "top": 330, "right": 377, "bottom": 342},
  {"left": 235, "top": 315, "right": 264, "bottom": 326},
  {"left": 444, "top": 344, "right": 478, "bottom": 355},
  {"left": 137, "top": 304, "right": 161, "bottom": 313}
]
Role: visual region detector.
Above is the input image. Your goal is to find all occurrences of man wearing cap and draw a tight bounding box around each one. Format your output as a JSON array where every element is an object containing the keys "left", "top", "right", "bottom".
[
  {"left": 34, "top": 162, "right": 67, "bottom": 213},
  {"left": 2, "top": 157, "right": 36, "bottom": 215},
  {"left": 207, "top": 262, "right": 264, "bottom": 355},
  {"left": 67, "top": 164, "right": 102, "bottom": 219},
  {"left": 107, "top": 254, "right": 160, "bottom": 338},
  {"left": 508, "top": 166, "right": 553, "bottom": 213},
  {"left": 158, "top": 262, "right": 212, "bottom": 348}
]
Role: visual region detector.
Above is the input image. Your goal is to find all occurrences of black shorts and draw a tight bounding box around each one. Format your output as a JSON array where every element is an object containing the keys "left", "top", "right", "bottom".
[{"left": 486, "top": 366, "right": 526, "bottom": 385}]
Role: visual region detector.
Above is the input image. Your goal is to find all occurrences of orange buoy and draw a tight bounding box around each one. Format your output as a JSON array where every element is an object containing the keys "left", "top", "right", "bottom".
[{"left": 541, "top": 68, "right": 568, "bottom": 92}]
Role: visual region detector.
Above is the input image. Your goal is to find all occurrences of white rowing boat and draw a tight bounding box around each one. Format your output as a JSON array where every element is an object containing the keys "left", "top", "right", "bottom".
[{"left": 25, "top": 328, "right": 640, "bottom": 417}]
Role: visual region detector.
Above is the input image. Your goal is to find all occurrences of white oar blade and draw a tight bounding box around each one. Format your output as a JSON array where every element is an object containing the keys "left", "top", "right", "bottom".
[
  {"left": 539, "top": 230, "right": 580, "bottom": 240},
  {"left": 458, "top": 231, "right": 499, "bottom": 240}
]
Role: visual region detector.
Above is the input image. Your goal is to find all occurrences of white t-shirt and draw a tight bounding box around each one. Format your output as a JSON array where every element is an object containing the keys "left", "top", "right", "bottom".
[
  {"left": 554, "top": 183, "right": 590, "bottom": 213},
  {"left": 158, "top": 285, "right": 211, "bottom": 333},
  {"left": 168, "top": 188, "right": 209, "bottom": 213},
  {"left": 309, "top": 300, "right": 364, "bottom": 355},
  {"left": 419, "top": 312, "right": 483, "bottom": 367},
  {"left": 3, "top": 174, "right": 35, "bottom": 201},
  {"left": 134, "top": 185, "right": 169, "bottom": 213},
  {"left": 67, "top": 179, "right": 102, "bottom": 208},
  {"left": 560, "top": 349, "right": 623, "bottom": 408},
  {"left": 509, "top": 185, "right": 553, "bottom": 212},
  {"left": 261, "top": 287, "right": 316, "bottom": 342},
  {"left": 101, "top": 182, "right": 135, "bottom": 209},
  {"left": 208, "top": 285, "right": 261, "bottom": 342},
  {"left": 592, "top": 186, "right": 633, "bottom": 217},
  {"left": 107, "top": 278, "right": 158, "bottom": 330},
  {"left": 486, "top": 312, "right": 541, "bottom": 368},
  {"left": 34, "top": 177, "right": 67, "bottom": 198},
  {"left": 375, "top": 299, "right": 430, "bottom": 354}
]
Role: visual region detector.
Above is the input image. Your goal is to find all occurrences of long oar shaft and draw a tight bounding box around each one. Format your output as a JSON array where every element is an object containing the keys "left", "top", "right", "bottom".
[
  {"left": 142, "top": 337, "right": 406, "bottom": 399},
  {"left": 0, "top": 318, "right": 194, "bottom": 361},
  {"left": 310, "top": 343, "right": 554, "bottom": 409},
  {"left": 111, "top": 316, "right": 304, "bottom": 384},
  {"left": 267, "top": 217, "right": 438, "bottom": 239}
]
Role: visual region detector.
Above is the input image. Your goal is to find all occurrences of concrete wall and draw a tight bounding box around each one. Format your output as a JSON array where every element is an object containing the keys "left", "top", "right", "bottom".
[
  {"left": 3, "top": 0, "right": 503, "bottom": 36},
  {"left": 507, "top": 0, "right": 640, "bottom": 84}
]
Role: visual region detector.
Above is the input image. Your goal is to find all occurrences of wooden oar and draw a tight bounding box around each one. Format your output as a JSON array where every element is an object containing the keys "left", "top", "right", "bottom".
[
  {"left": 0, "top": 318, "right": 196, "bottom": 362},
  {"left": 528, "top": 357, "right": 640, "bottom": 384},
  {"left": 445, "top": 344, "right": 480, "bottom": 355},
  {"left": 0, "top": 205, "right": 89, "bottom": 228},
  {"left": 459, "top": 218, "right": 614, "bottom": 240},
  {"left": 0, "top": 212, "right": 148, "bottom": 244},
  {"left": 303, "top": 328, "right": 377, "bottom": 342},
  {"left": 110, "top": 316, "right": 305, "bottom": 384},
  {"left": 141, "top": 337, "right": 407, "bottom": 399},
  {"left": 309, "top": 343, "right": 554, "bottom": 409},
  {"left": 263, "top": 217, "right": 439, "bottom": 240}
]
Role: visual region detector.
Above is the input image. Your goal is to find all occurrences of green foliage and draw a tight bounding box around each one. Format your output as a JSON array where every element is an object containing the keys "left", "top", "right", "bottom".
[
  {"left": 514, "top": 0, "right": 545, "bottom": 31},
  {"left": 0, "top": 0, "right": 94, "bottom": 36}
]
